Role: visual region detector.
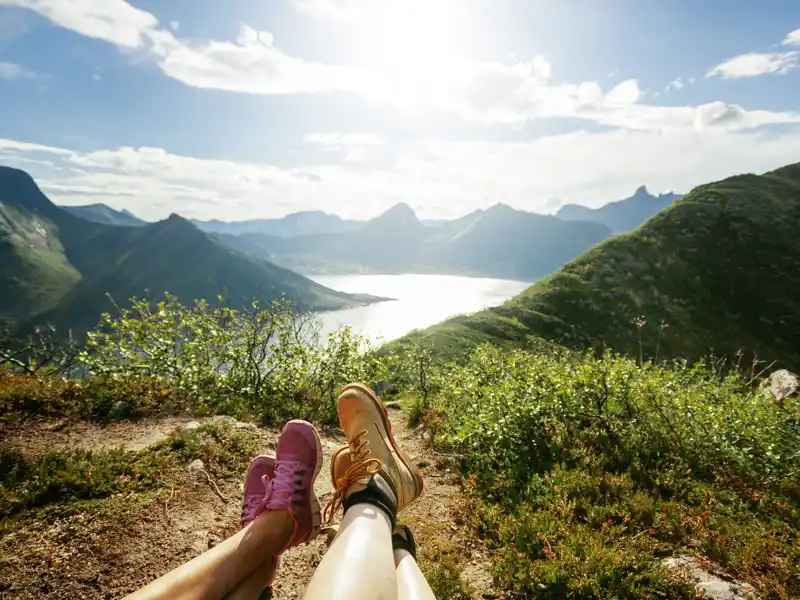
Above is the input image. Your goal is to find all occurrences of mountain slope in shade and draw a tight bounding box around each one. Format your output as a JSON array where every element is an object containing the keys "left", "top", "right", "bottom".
[
  {"left": 0, "top": 166, "right": 381, "bottom": 332},
  {"left": 222, "top": 202, "right": 613, "bottom": 280},
  {"left": 61, "top": 203, "right": 146, "bottom": 227},
  {"left": 422, "top": 204, "right": 612, "bottom": 280},
  {"left": 558, "top": 186, "right": 682, "bottom": 232},
  {"left": 406, "top": 163, "right": 800, "bottom": 369},
  {"left": 194, "top": 211, "right": 364, "bottom": 237}
]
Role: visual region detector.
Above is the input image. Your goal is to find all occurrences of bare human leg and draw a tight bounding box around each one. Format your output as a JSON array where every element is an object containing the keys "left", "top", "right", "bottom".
[
  {"left": 302, "top": 502, "right": 397, "bottom": 599},
  {"left": 125, "top": 509, "right": 292, "bottom": 600},
  {"left": 394, "top": 550, "right": 436, "bottom": 600},
  {"left": 222, "top": 555, "right": 277, "bottom": 600}
]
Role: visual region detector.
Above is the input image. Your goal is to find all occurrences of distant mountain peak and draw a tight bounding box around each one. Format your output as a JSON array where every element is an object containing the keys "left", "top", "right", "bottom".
[
  {"left": 633, "top": 185, "right": 651, "bottom": 198},
  {"left": 371, "top": 202, "right": 420, "bottom": 225}
]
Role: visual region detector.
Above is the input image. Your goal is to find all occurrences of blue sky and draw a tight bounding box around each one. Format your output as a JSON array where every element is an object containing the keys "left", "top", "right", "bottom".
[{"left": 1, "top": 0, "right": 799, "bottom": 221}]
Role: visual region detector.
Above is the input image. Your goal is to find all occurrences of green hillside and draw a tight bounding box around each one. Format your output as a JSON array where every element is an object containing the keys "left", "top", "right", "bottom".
[
  {"left": 0, "top": 166, "right": 380, "bottom": 332},
  {"left": 406, "top": 163, "right": 800, "bottom": 369},
  {"left": 0, "top": 202, "right": 80, "bottom": 323}
]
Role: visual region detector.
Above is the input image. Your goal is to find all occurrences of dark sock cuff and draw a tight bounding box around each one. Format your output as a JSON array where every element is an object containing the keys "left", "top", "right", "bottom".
[
  {"left": 392, "top": 532, "right": 417, "bottom": 559},
  {"left": 343, "top": 489, "right": 397, "bottom": 528}
]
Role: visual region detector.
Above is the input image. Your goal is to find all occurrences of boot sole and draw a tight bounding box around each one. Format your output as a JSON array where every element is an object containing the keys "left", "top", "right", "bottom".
[{"left": 340, "top": 383, "right": 425, "bottom": 506}]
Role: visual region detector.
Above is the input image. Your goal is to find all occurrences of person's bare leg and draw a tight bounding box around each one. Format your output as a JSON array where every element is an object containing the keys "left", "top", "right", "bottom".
[
  {"left": 126, "top": 509, "right": 292, "bottom": 600},
  {"left": 302, "top": 503, "right": 397, "bottom": 599},
  {"left": 394, "top": 550, "right": 436, "bottom": 600},
  {"left": 223, "top": 555, "right": 277, "bottom": 600}
]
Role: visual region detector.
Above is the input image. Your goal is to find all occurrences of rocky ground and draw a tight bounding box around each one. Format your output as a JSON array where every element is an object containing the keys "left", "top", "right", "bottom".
[{"left": 0, "top": 408, "right": 498, "bottom": 599}]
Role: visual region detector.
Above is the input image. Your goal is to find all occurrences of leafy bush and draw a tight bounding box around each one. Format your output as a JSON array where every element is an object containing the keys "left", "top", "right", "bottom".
[
  {"left": 434, "top": 346, "right": 800, "bottom": 598},
  {"left": 75, "top": 295, "right": 379, "bottom": 424}
]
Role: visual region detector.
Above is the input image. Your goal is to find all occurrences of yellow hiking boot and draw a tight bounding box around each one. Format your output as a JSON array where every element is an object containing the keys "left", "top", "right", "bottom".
[{"left": 324, "top": 383, "right": 423, "bottom": 525}]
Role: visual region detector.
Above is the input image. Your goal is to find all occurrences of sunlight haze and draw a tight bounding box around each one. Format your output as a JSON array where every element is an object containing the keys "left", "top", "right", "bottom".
[{"left": 1, "top": 0, "right": 799, "bottom": 221}]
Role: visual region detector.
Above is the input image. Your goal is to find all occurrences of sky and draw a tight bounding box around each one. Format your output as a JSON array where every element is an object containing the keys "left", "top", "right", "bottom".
[{"left": 0, "top": 0, "right": 799, "bottom": 222}]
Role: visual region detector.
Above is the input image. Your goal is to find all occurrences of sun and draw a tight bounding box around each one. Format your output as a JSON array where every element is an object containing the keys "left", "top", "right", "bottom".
[{"left": 361, "top": 0, "right": 464, "bottom": 108}]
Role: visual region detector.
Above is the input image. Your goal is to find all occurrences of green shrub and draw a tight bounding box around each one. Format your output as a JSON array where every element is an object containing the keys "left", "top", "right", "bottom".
[
  {"left": 73, "top": 295, "right": 380, "bottom": 424},
  {"left": 434, "top": 346, "right": 800, "bottom": 598}
]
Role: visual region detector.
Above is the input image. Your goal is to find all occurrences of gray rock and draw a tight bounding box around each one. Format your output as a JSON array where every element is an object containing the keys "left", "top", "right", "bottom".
[
  {"left": 108, "top": 400, "right": 133, "bottom": 420},
  {"left": 761, "top": 369, "right": 799, "bottom": 403},
  {"left": 182, "top": 421, "right": 202, "bottom": 431},
  {"left": 187, "top": 459, "right": 205, "bottom": 475},
  {"left": 211, "top": 415, "right": 236, "bottom": 424},
  {"left": 664, "top": 556, "right": 757, "bottom": 599},
  {"left": 233, "top": 421, "right": 258, "bottom": 431},
  {"left": 384, "top": 400, "right": 403, "bottom": 410}
]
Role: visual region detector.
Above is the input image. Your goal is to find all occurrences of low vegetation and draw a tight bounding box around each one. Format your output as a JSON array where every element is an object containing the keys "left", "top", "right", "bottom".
[
  {"left": 425, "top": 346, "right": 799, "bottom": 599},
  {"left": 0, "top": 420, "right": 259, "bottom": 523},
  {"left": 1, "top": 295, "right": 382, "bottom": 425}
]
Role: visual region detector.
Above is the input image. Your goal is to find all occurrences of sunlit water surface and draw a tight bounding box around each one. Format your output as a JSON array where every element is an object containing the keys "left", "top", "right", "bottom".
[{"left": 310, "top": 273, "right": 531, "bottom": 342}]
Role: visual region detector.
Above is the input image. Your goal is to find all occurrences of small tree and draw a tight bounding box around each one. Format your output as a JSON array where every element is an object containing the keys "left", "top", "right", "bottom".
[{"left": 0, "top": 323, "right": 80, "bottom": 378}]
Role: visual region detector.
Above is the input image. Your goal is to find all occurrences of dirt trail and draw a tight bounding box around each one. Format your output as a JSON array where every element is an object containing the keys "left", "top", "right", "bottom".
[{"left": 0, "top": 410, "right": 497, "bottom": 599}]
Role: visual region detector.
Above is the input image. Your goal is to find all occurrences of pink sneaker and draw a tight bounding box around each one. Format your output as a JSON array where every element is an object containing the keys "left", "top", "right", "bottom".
[
  {"left": 240, "top": 455, "right": 279, "bottom": 587},
  {"left": 265, "top": 419, "right": 323, "bottom": 548}
]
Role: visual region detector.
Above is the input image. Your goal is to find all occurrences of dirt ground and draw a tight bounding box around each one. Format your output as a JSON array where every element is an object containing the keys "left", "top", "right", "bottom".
[{"left": 0, "top": 409, "right": 498, "bottom": 599}]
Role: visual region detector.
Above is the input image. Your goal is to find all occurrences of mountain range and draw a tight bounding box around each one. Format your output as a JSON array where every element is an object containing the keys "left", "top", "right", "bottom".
[
  {"left": 557, "top": 186, "right": 682, "bottom": 232},
  {"left": 0, "top": 166, "right": 380, "bottom": 334},
  {"left": 56, "top": 185, "right": 682, "bottom": 244},
  {"left": 407, "top": 163, "right": 800, "bottom": 370},
  {"left": 217, "top": 203, "right": 613, "bottom": 280},
  {"left": 62, "top": 204, "right": 146, "bottom": 227}
]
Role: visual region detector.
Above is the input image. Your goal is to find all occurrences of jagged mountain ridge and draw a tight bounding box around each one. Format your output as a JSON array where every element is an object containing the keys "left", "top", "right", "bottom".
[{"left": 557, "top": 186, "right": 683, "bottom": 232}]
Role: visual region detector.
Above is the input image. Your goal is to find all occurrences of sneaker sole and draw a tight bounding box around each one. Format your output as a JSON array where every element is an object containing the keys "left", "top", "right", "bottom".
[
  {"left": 285, "top": 419, "right": 324, "bottom": 543},
  {"left": 340, "top": 383, "right": 424, "bottom": 506}
]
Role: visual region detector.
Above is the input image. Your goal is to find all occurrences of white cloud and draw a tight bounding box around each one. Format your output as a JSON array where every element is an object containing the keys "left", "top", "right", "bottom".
[
  {"left": 604, "top": 79, "right": 640, "bottom": 105},
  {"left": 3, "top": 128, "right": 800, "bottom": 221},
  {"left": 0, "top": 60, "right": 38, "bottom": 81},
  {"left": 708, "top": 51, "right": 799, "bottom": 78},
  {"left": 169, "top": 20, "right": 179, "bottom": 31},
  {"left": 344, "top": 148, "right": 367, "bottom": 162},
  {"left": 783, "top": 28, "right": 800, "bottom": 46},
  {"left": 5, "top": 0, "right": 800, "bottom": 132},
  {"left": 304, "top": 133, "right": 383, "bottom": 147},
  {"left": 0, "top": 0, "right": 158, "bottom": 48},
  {"left": 666, "top": 77, "right": 684, "bottom": 91},
  {"left": 707, "top": 27, "right": 800, "bottom": 78}
]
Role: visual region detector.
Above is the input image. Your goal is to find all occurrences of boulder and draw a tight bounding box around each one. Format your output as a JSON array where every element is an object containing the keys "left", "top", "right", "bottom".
[
  {"left": 663, "top": 556, "right": 757, "bottom": 600},
  {"left": 760, "top": 369, "right": 799, "bottom": 404},
  {"left": 182, "top": 421, "right": 202, "bottom": 431},
  {"left": 187, "top": 459, "right": 205, "bottom": 476}
]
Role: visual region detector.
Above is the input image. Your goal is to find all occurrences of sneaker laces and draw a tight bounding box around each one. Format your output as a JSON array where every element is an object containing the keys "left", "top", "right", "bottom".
[
  {"left": 323, "top": 431, "right": 381, "bottom": 525},
  {"left": 241, "top": 473, "right": 271, "bottom": 524},
  {"left": 264, "top": 460, "right": 299, "bottom": 509}
]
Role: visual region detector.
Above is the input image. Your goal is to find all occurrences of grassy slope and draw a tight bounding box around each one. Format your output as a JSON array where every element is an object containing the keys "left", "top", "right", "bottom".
[
  {"left": 0, "top": 202, "right": 81, "bottom": 323},
  {"left": 407, "top": 163, "right": 800, "bottom": 369}
]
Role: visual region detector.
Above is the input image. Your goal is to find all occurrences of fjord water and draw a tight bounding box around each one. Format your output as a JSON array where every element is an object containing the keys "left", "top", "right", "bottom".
[{"left": 310, "top": 273, "right": 530, "bottom": 342}]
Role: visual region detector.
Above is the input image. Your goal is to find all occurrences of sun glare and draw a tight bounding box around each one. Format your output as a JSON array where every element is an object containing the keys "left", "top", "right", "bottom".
[{"left": 361, "top": 0, "right": 464, "bottom": 108}]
